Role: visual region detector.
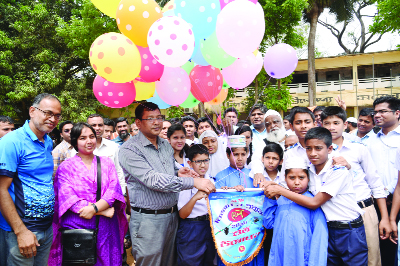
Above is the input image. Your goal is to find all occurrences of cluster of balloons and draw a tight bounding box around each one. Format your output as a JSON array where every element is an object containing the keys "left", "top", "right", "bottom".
[{"left": 89, "top": 0, "right": 299, "bottom": 109}]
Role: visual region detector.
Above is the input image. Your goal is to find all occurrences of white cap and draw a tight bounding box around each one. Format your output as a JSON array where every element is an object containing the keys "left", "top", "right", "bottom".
[
  {"left": 346, "top": 117, "right": 357, "bottom": 123},
  {"left": 285, "top": 158, "right": 308, "bottom": 170}
]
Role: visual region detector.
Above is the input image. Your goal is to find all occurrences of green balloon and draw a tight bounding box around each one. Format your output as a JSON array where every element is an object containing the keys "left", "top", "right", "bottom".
[
  {"left": 223, "top": 79, "right": 230, "bottom": 89},
  {"left": 180, "top": 93, "right": 200, "bottom": 108},
  {"left": 181, "top": 61, "right": 195, "bottom": 75},
  {"left": 200, "top": 31, "right": 236, "bottom": 69}
]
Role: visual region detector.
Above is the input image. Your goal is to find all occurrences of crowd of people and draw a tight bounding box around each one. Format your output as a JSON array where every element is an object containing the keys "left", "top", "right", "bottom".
[{"left": 0, "top": 92, "right": 400, "bottom": 266}]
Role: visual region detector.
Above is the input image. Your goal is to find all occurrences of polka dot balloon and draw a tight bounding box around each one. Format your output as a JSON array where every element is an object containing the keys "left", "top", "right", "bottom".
[
  {"left": 156, "top": 67, "right": 191, "bottom": 106},
  {"left": 89, "top": 32, "right": 141, "bottom": 83},
  {"left": 116, "top": 0, "right": 162, "bottom": 48},
  {"left": 93, "top": 75, "right": 136, "bottom": 108},
  {"left": 190, "top": 65, "right": 223, "bottom": 102},
  {"left": 207, "top": 88, "right": 228, "bottom": 105},
  {"left": 137, "top": 46, "right": 164, "bottom": 82},
  {"left": 147, "top": 16, "right": 195, "bottom": 68}
]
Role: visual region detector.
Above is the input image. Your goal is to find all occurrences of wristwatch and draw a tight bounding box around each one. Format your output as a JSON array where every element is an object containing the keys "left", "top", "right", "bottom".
[{"left": 92, "top": 203, "right": 98, "bottom": 213}]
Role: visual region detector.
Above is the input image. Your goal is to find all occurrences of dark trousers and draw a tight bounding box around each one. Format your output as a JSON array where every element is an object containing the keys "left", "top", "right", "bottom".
[
  {"left": 263, "top": 229, "right": 273, "bottom": 266},
  {"left": 176, "top": 219, "right": 216, "bottom": 266},
  {"left": 327, "top": 224, "right": 368, "bottom": 266}
]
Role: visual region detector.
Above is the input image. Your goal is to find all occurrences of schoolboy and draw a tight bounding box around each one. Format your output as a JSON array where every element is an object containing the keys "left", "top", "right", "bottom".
[
  {"left": 264, "top": 127, "right": 367, "bottom": 265},
  {"left": 181, "top": 116, "right": 198, "bottom": 146},
  {"left": 176, "top": 144, "right": 216, "bottom": 266},
  {"left": 321, "top": 106, "right": 390, "bottom": 266}
]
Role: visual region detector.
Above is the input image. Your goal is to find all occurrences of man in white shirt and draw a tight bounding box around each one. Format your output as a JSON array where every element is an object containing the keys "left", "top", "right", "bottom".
[
  {"left": 353, "top": 108, "right": 376, "bottom": 146},
  {"left": 249, "top": 104, "right": 268, "bottom": 154},
  {"left": 181, "top": 116, "right": 199, "bottom": 146}
]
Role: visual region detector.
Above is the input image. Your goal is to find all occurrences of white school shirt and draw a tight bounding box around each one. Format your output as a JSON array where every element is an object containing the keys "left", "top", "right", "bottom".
[
  {"left": 249, "top": 168, "right": 280, "bottom": 184},
  {"left": 308, "top": 159, "right": 364, "bottom": 222},
  {"left": 367, "top": 125, "right": 400, "bottom": 194},
  {"left": 352, "top": 129, "right": 376, "bottom": 146},
  {"left": 279, "top": 142, "right": 309, "bottom": 188},
  {"left": 331, "top": 137, "right": 386, "bottom": 202},
  {"left": 185, "top": 138, "right": 199, "bottom": 146},
  {"left": 177, "top": 174, "right": 213, "bottom": 219}
]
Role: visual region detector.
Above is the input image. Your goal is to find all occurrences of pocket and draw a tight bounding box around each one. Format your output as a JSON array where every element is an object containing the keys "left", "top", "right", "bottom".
[
  {"left": 129, "top": 212, "right": 142, "bottom": 238},
  {"left": 355, "top": 226, "right": 368, "bottom": 250}
]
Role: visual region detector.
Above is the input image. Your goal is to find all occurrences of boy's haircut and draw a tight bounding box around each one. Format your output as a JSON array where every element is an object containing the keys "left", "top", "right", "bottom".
[
  {"left": 373, "top": 96, "right": 400, "bottom": 111},
  {"left": 313, "top": 106, "right": 326, "bottom": 114},
  {"left": 358, "top": 108, "right": 375, "bottom": 124},
  {"left": 0, "top": 115, "right": 14, "bottom": 125},
  {"left": 103, "top": 118, "right": 115, "bottom": 128},
  {"left": 283, "top": 115, "right": 291, "bottom": 121},
  {"left": 320, "top": 106, "right": 347, "bottom": 123},
  {"left": 187, "top": 144, "right": 209, "bottom": 161},
  {"left": 224, "top": 107, "right": 238, "bottom": 117},
  {"left": 285, "top": 168, "right": 309, "bottom": 178},
  {"left": 115, "top": 117, "right": 128, "bottom": 124},
  {"left": 181, "top": 116, "right": 197, "bottom": 127},
  {"left": 262, "top": 142, "right": 284, "bottom": 160},
  {"left": 169, "top": 117, "right": 181, "bottom": 124},
  {"left": 226, "top": 146, "right": 248, "bottom": 156},
  {"left": 234, "top": 125, "right": 253, "bottom": 137},
  {"left": 251, "top": 104, "right": 268, "bottom": 115},
  {"left": 289, "top": 107, "right": 315, "bottom": 125},
  {"left": 135, "top": 102, "right": 160, "bottom": 120},
  {"left": 305, "top": 127, "right": 332, "bottom": 148},
  {"left": 59, "top": 120, "right": 73, "bottom": 132},
  {"left": 197, "top": 117, "right": 219, "bottom": 133}
]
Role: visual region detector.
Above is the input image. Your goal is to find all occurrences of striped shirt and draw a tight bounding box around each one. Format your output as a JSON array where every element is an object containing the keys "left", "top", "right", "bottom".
[
  {"left": 118, "top": 131, "right": 194, "bottom": 210},
  {"left": 52, "top": 140, "right": 75, "bottom": 177}
]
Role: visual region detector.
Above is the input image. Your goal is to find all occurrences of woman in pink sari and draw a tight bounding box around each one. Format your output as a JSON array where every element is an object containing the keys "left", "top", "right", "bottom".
[{"left": 49, "top": 122, "right": 128, "bottom": 265}]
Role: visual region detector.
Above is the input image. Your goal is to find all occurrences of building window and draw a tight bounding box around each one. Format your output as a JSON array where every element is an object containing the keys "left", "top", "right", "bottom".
[
  {"left": 326, "top": 71, "right": 339, "bottom": 81},
  {"left": 358, "top": 68, "right": 365, "bottom": 79}
]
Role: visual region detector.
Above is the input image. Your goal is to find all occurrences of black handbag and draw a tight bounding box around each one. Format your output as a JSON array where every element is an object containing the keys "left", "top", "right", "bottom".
[{"left": 61, "top": 156, "right": 102, "bottom": 265}]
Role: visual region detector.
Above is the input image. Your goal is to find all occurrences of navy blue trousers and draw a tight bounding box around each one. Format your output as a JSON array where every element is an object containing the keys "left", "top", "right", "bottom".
[
  {"left": 327, "top": 224, "right": 368, "bottom": 266},
  {"left": 176, "top": 219, "right": 216, "bottom": 266}
]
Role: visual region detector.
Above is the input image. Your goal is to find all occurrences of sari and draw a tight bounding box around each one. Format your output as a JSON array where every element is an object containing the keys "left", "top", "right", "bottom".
[{"left": 49, "top": 155, "right": 128, "bottom": 266}]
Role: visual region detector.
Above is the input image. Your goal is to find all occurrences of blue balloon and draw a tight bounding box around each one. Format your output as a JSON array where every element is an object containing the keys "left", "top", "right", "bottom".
[
  {"left": 192, "top": 47, "right": 209, "bottom": 66},
  {"left": 175, "top": 0, "right": 220, "bottom": 40},
  {"left": 147, "top": 91, "right": 171, "bottom": 109}
]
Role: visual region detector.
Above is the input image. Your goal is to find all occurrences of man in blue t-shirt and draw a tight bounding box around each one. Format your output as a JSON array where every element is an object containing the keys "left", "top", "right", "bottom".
[{"left": 0, "top": 93, "right": 61, "bottom": 266}]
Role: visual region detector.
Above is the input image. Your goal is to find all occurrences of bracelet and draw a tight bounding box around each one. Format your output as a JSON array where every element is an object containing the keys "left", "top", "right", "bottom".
[{"left": 92, "top": 203, "right": 98, "bottom": 213}]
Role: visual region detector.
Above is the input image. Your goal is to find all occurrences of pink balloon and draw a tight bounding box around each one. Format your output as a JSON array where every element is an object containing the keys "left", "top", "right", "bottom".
[
  {"left": 190, "top": 65, "right": 223, "bottom": 102},
  {"left": 219, "top": 0, "right": 258, "bottom": 10},
  {"left": 137, "top": 46, "right": 164, "bottom": 82},
  {"left": 216, "top": 0, "right": 265, "bottom": 58},
  {"left": 156, "top": 67, "right": 191, "bottom": 106},
  {"left": 221, "top": 53, "right": 260, "bottom": 90},
  {"left": 93, "top": 75, "right": 136, "bottom": 108},
  {"left": 263, "top": 43, "right": 298, "bottom": 79}
]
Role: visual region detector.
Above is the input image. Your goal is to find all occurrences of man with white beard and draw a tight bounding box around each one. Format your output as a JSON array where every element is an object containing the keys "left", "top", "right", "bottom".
[{"left": 265, "top": 109, "right": 287, "bottom": 148}]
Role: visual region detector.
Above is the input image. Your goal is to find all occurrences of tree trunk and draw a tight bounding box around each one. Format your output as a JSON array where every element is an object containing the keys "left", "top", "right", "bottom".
[
  {"left": 254, "top": 77, "right": 259, "bottom": 104},
  {"left": 308, "top": 2, "right": 318, "bottom": 107},
  {"left": 199, "top": 102, "right": 205, "bottom": 117}
]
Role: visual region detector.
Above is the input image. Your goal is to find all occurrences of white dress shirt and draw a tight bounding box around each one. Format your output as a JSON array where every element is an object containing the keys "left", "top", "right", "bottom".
[
  {"left": 185, "top": 137, "right": 199, "bottom": 146},
  {"left": 352, "top": 129, "right": 376, "bottom": 146},
  {"left": 249, "top": 168, "right": 280, "bottom": 184},
  {"left": 331, "top": 137, "right": 386, "bottom": 201},
  {"left": 95, "top": 138, "right": 126, "bottom": 192},
  {"left": 308, "top": 159, "right": 364, "bottom": 222},
  {"left": 367, "top": 125, "right": 400, "bottom": 194},
  {"left": 250, "top": 125, "right": 267, "bottom": 154},
  {"left": 395, "top": 147, "right": 400, "bottom": 172},
  {"left": 177, "top": 174, "right": 213, "bottom": 218}
]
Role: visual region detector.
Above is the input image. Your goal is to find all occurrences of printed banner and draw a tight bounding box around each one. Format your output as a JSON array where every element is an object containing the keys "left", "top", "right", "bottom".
[{"left": 207, "top": 189, "right": 265, "bottom": 266}]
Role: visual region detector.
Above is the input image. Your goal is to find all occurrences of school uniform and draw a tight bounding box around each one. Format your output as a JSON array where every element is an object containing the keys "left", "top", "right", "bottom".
[
  {"left": 331, "top": 137, "right": 386, "bottom": 266},
  {"left": 249, "top": 169, "right": 280, "bottom": 184},
  {"left": 176, "top": 174, "right": 216, "bottom": 266},
  {"left": 308, "top": 158, "right": 368, "bottom": 266}
]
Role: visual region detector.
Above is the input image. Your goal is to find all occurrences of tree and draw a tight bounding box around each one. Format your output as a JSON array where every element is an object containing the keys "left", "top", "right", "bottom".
[
  {"left": 318, "top": 0, "right": 385, "bottom": 54},
  {"left": 370, "top": 0, "right": 400, "bottom": 48},
  {"left": 303, "top": 0, "right": 353, "bottom": 106}
]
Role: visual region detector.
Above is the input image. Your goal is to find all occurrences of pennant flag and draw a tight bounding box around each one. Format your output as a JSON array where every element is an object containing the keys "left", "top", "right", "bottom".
[{"left": 207, "top": 189, "right": 266, "bottom": 266}]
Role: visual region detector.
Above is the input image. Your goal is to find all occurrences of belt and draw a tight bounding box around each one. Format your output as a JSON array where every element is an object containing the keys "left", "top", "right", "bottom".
[
  {"left": 357, "top": 197, "right": 373, "bottom": 209},
  {"left": 327, "top": 215, "right": 363, "bottom": 229},
  {"left": 184, "top": 214, "right": 209, "bottom": 222},
  {"left": 132, "top": 205, "right": 177, "bottom": 214}
]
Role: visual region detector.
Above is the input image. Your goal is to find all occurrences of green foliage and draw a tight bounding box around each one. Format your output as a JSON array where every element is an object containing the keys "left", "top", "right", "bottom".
[
  {"left": 166, "top": 106, "right": 185, "bottom": 119},
  {"left": 371, "top": 0, "right": 400, "bottom": 48}
]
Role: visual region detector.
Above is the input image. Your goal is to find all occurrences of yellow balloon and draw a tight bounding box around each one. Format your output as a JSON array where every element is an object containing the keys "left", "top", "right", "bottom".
[
  {"left": 208, "top": 89, "right": 228, "bottom": 105},
  {"left": 116, "top": 0, "right": 163, "bottom": 48},
  {"left": 89, "top": 32, "right": 141, "bottom": 83},
  {"left": 91, "top": 0, "right": 120, "bottom": 18},
  {"left": 134, "top": 80, "right": 156, "bottom": 100},
  {"left": 162, "top": 0, "right": 175, "bottom": 12}
]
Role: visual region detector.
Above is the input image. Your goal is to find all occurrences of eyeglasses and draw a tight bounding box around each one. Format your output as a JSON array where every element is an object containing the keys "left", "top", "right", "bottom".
[
  {"left": 370, "top": 109, "right": 395, "bottom": 116},
  {"left": 141, "top": 117, "right": 163, "bottom": 123},
  {"left": 35, "top": 107, "right": 62, "bottom": 120},
  {"left": 192, "top": 158, "right": 210, "bottom": 165}
]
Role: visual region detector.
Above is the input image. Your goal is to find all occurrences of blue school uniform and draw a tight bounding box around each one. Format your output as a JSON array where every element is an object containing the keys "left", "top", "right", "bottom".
[
  {"left": 215, "top": 166, "right": 264, "bottom": 266},
  {"left": 263, "top": 191, "right": 328, "bottom": 266}
]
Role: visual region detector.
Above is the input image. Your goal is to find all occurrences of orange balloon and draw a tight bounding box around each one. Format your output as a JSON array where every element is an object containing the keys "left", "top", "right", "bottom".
[
  {"left": 116, "top": 0, "right": 162, "bottom": 48},
  {"left": 208, "top": 89, "right": 228, "bottom": 105},
  {"left": 162, "top": 0, "right": 175, "bottom": 12}
]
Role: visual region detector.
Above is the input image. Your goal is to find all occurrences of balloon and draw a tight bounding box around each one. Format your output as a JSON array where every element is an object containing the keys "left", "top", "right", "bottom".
[
  {"left": 134, "top": 80, "right": 156, "bottom": 100},
  {"left": 255, "top": 51, "right": 263, "bottom": 73},
  {"left": 190, "top": 65, "right": 223, "bottom": 102},
  {"left": 89, "top": 32, "right": 141, "bottom": 83},
  {"left": 222, "top": 78, "right": 230, "bottom": 89},
  {"left": 137, "top": 46, "right": 164, "bottom": 82},
  {"left": 91, "top": 0, "right": 120, "bottom": 18},
  {"left": 208, "top": 89, "right": 228, "bottom": 105},
  {"left": 180, "top": 93, "right": 200, "bottom": 108},
  {"left": 192, "top": 47, "right": 209, "bottom": 66},
  {"left": 263, "top": 43, "right": 298, "bottom": 79},
  {"left": 147, "top": 16, "right": 195, "bottom": 68},
  {"left": 156, "top": 67, "right": 191, "bottom": 106},
  {"left": 162, "top": 0, "right": 175, "bottom": 14},
  {"left": 219, "top": 0, "right": 258, "bottom": 10},
  {"left": 181, "top": 60, "right": 195, "bottom": 75},
  {"left": 147, "top": 91, "right": 171, "bottom": 109},
  {"left": 93, "top": 75, "right": 136, "bottom": 108},
  {"left": 175, "top": 0, "right": 220, "bottom": 40},
  {"left": 200, "top": 31, "right": 236, "bottom": 68},
  {"left": 216, "top": 0, "right": 265, "bottom": 58},
  {"left": 221, "top": 53, "right": 260, "bottom": 89}
]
